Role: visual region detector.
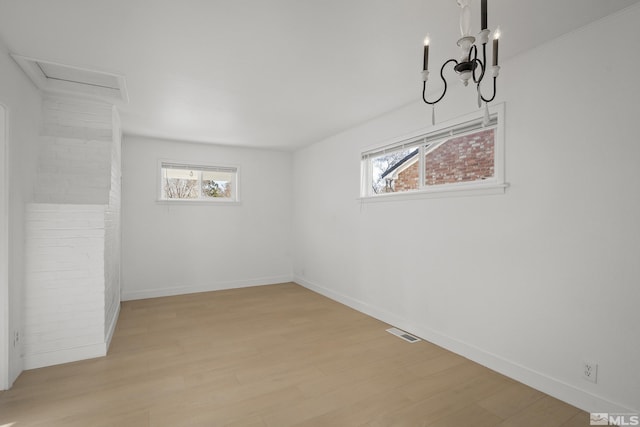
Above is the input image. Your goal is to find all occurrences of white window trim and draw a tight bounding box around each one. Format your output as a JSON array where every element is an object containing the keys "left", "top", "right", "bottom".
[
  {"left": 359, "top": 103, "right": 507, "bottom": 202},
  {"left": 156, "top": 159, "right": 241, "bottom": 204}
]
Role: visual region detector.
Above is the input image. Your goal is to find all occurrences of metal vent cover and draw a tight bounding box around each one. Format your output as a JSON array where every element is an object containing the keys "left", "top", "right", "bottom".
[
  {"left": 11, "top": 54, "right": 128, "bottom": 103},
  {"left": 386, "top": 327, "right": 421, "bottom": 343}
]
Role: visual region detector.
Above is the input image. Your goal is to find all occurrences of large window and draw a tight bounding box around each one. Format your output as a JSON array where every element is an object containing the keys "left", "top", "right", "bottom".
[
  {"left": 361, "top": 104, "right": 506, "bottom": 199},
  {"left": 159, "top": 162, "right": 238, "bottom": 202}
]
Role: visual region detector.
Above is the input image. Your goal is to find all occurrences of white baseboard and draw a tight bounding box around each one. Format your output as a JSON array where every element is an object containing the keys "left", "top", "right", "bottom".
[
  {"left": 121, "top": 275, "right": 294, "bottom": 301},
  {"left": 294, "top": 276, "right": 635, "bottom": 415},
  {"left": 23, "top": 342, "right": 107, "bottom": 370}
]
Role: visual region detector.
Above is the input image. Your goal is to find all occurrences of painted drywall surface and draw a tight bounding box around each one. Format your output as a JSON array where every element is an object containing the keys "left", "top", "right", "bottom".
[
  {"left": 121, "top": 136, "right": 293, "bottom": 300},
  {"left": 0, "top": 38, "right": 42, "bottom": 386},
  {"left": 292, "top": 7, "right": 640, "bottom": 414},
  {"left": 0, "top": 104, "right": 6, "bottom": 389}
]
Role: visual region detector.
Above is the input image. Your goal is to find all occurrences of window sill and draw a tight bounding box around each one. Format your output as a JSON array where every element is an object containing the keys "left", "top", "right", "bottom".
[
  {"left": 358, "top": 182, "right": 509, "bottom": 203},
  {"left": 156, "top": 199, "right": 242, "bottom": 206}
]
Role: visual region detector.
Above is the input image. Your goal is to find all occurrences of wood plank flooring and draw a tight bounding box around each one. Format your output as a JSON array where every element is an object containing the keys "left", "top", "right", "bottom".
[{"left": 0, "top": 283, "right": 588, "bottom": 426}]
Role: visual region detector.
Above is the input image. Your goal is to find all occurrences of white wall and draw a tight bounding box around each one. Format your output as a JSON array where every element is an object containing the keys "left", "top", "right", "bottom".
[
  {"left": 22, "top": 95, "right": 120, "bottom": 369},
  {"left": 0, "top": 37, "right": 42, "bottom": 387},
  {"left": 35, "top": 95, "right": 113, "bottom": 204},
  {"left": 23, "top": 204, "right": 108, "bottom": 369},
  {"left": 35, "top": 136, "right": 111, "bottom": 204},
  {"left": 121, "top": 136, "right": 292, "bottom": 300},
  {"left": 0, "top": 103, "right": 7, "bottom": 389},
  {"left": 292, "top": 6, "right": 640, "bottom": 415},
  {"left": 104, "top": 107, "right": 121, "bottom": 347}
]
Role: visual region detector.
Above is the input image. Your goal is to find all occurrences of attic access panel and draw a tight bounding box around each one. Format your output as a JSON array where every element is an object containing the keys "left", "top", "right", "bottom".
[{"left": 11, "top": 54, "right": 128, "bottom": 103}]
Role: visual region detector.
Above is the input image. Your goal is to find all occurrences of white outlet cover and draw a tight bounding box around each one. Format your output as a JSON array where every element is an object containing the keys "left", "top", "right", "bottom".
[{"left": 583, "top": 361, "right": 598, "bottom": 383}]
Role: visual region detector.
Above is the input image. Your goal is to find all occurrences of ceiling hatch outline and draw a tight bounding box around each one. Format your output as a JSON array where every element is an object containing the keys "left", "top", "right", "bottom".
[{"left": 11, "top": 54, "right": 128, "bottom": 103}]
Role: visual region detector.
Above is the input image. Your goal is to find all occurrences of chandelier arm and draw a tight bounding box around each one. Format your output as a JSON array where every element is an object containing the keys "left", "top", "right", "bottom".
[
  {"left": 482, "top": 41, "right": 488, "bottom": 79},
  {"left": 478, "top": 76, "right": 497, "bottom": 103},
  {"left": 471, "top": 56, "right": 485, "bottom": 84},
  {"left": 469, "top": 44, "right": 478, "bottom": 63},
  {"left": 473, "top": 43, "right": 487, "bottom": 84},
  {"left": 423, "top": 59, "right": 458, "bottom": 105}
]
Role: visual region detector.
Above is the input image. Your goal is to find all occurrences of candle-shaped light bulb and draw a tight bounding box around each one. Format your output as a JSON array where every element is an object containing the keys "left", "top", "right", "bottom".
[
  {"left": 423, "top": 35, "right": 430, "bottom": 71},
  {"left": 492, "top": 27, "right": 500, "bottom": 66},
  {"left": 481, "top": 0, "right": 487, "bottom": 30}
]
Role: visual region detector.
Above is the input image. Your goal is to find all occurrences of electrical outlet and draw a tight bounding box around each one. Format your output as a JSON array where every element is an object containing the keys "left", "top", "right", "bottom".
[{"left": 583, "top": 361, "right": 598, "bottom": 383}]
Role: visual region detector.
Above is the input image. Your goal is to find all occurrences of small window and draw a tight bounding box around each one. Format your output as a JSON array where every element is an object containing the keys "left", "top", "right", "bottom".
[
  {"left": 160, "top": 162, "right": 238, "bottom": 202},
  {"left": 370, "top": 147, "right": 419, "bottom": 194},
  {"left": 423, "top": 127, "right": 495, "bottom": 187},
  {"left": 361, "top": 104, "right": 506, "bottom": 199}
]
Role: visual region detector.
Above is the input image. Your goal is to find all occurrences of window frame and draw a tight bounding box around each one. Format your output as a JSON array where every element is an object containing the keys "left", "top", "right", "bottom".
[
  {"left": 157, "top": 160, "right": 240, "bottom": 204},
  {"left": 360, "top": 103, "right": 507, "bottom": 201}
]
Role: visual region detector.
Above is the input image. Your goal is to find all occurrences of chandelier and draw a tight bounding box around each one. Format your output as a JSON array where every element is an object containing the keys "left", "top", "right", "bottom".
[{"left": 422, "top": 0, "right": 500, "bottom": 125}]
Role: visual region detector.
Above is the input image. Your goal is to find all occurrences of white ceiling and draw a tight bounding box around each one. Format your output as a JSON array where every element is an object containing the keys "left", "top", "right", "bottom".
[{"left": 1, "top": 0, "right": 638, "bottom": 150}]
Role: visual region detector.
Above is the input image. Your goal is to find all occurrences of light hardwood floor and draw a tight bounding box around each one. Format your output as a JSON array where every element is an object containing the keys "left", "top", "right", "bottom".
[{"left": 0, "top": 283, "right": 589, "bottom": 426}]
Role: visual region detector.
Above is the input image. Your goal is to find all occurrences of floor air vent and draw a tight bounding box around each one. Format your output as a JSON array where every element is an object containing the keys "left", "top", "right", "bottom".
[{"left": 386, "top": 327, "right": 421, "bottom": 343}]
